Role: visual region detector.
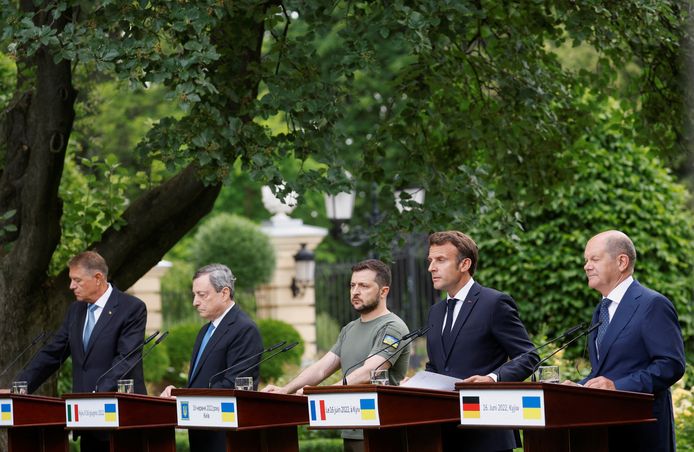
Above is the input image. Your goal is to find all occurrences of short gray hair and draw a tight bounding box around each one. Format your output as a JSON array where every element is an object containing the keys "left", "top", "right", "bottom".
[
  {"left": 194, "top": 263, "right": 236, "bottom": 299},
  {"left": 605, "top": 233, "right": 637, "bottom": 273}
]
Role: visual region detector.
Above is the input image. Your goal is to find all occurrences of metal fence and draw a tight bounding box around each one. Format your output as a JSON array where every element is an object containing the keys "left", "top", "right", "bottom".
[{"left": 314, "top": 238, "right": 441, "bottom": 337}]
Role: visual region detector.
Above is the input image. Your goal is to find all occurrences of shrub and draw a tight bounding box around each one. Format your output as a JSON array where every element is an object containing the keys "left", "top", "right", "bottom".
[
  {"left": 315, "top": 312, "right": 340, "bottom": 352},
  {"left": 190, "top": 213, "right": 275, "bottom": 292},
  {"left": 257, "top": 318, "right": 304, "bottom": 383},
  {"left": 165, "top": 321, "right": 203, "bottom": 385},
  {"left": 143, "top": 335, "right": 170, "bottom": 389},
  {"left": 160, "top": 260, "right": 198, "bottom": 325}
]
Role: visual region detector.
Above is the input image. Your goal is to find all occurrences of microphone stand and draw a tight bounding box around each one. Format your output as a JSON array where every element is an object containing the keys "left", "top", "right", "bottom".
[
  {"left": 341, "top": 326, "right": 428, "bottom": 385},
  {"left": 118, "top": 331, "right": 169, "bottom": 380},
  {"left": 209, "top": 341, "right": 298, "bottom": 388},
  {"left": 0, "top": 332, "right": 47, "bottom": 378},
  {"left": 530, "top": 321, "right": 602, "bottom": 382},
  {"left": 93, "top": 330, "right": 160, "bottom": 392}
]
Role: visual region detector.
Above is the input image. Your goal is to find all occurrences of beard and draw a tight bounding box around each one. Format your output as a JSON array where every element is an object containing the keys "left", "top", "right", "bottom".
[{"left": 352, "top": 296, "right": 379, "bottom": 314}]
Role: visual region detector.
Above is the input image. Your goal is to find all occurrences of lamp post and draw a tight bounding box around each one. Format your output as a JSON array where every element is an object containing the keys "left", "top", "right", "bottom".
[{"left": 291, "top": 243, "right": 316, "bottom": 298}]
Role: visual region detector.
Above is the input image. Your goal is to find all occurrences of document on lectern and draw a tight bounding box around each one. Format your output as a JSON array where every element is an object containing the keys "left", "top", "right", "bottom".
[{"left": 400, "top": 371, "right": 460, "bottom": 391}]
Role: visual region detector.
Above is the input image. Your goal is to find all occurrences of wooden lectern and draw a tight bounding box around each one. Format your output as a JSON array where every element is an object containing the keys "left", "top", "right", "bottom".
[
  {"left": 303, "top": 384, "right": 460, "bottom": 452},
  {"left": 63, "top": 392, "right": 176, "bottom": 452},
  {"left": 0, "top": 393, "right": 67, "bottom": 452},
  {"left": 172, "top": 388, "right": 308, "bottom": 452},
  {"left": 455, "top": 382, "right": 656, "bottom": 452}
]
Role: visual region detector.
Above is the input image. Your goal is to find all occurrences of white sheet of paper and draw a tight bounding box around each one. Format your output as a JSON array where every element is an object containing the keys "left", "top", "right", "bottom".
[{"left": 400, "top": 370, "right": 460, "bottom": 391}]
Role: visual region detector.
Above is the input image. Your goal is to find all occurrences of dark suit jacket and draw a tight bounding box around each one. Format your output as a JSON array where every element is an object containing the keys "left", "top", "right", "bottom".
[
  {"left": 581, "top": 280, "right": 685, "bottom": 452},
  {"left": 187, "top": 304, "right": 263, "bottom": 451},
  {"left": 19, "top": 286, "right": 147, "bottom": 394},
  {"left": 426, "top": 282, "right": 538, "bottom": 452}
]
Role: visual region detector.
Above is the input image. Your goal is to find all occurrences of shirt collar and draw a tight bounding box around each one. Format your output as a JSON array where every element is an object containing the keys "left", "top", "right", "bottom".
[
  {"left": 449, "top": 278, "right": 475, "bottom": 302},
  {"left": 92, "top": 283, "right": 113, "bottom": 310},
  {"left": 605, "top": 276, "right": 634, "bottom": 306},
  {"left": 211, "top": 302, "right": 235, "bottom": 328}
]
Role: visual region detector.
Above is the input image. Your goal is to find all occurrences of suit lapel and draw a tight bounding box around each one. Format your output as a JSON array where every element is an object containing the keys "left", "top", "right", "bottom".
[
  {"left": 189, "top": 305, "right": 238, "bottom": 384},
  {"left": 84, "top": 288, "right": 119, "bottom": 358},
  {"left": 444, "top": 282, "right": 479, "bottom": 359},
  {"left": 595, "top": 281, "right": 642, "bottom": 371}
]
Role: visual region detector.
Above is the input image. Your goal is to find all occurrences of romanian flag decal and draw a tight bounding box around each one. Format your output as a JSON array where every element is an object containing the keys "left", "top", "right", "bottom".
[
  {"left": 462, "top": 396, "right": 481, "bottom": 418},
  {"left": 360, "top": 398, "right": 376, "bottom": 420},
  {"left": 1, "top": 403, "right": 11, "bottom": 421},
  {"left": 522, "top": 396, "right": 542, "bottom": 420},
  {"left": 104, "top": 403, "right": 117, "bottom": 422},
  {"left": 221, "top": 402, "right": 235, "bottom": 422}
]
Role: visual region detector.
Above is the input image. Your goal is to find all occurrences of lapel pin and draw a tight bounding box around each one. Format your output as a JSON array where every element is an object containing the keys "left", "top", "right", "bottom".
[{"left": 109, "top": 311, "right": 112, "bottom": 315}]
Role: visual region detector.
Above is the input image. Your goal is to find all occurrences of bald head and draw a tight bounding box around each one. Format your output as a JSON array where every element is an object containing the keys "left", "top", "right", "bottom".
[{"left": 591, "top": 230, "right": 637, "bottom": 273}]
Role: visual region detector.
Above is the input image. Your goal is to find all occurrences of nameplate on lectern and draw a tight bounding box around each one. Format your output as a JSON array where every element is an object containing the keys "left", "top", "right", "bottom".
[
  {"left": 0, "top": 398, "right": 13, "bottom": 426},
  {"left": 307, "top": 392, "right": 380, "bottom": 427},
  {"left": 65, "top": 397, "right": 119, "bottom": 428},
  {"left": 459, "top": 389, "right": 545, "bottom": 426},
  {"left": 176, "top": 396, "right": 239, "bottom": 428}
]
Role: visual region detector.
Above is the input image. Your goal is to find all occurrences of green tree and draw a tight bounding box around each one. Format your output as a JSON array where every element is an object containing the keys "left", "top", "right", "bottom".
[
  {"left": 190, "top": 213, "right": 275, "bottom": 291},
  {"left": 1, "top": 0, "right": 691, "bottom": 404}
]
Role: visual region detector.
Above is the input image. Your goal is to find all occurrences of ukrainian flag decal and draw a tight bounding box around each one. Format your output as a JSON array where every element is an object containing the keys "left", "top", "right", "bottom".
[
  {"left": 522, "top": 396, "right": 542, "bottom": 420},
  {"left": 360, "top": 398, "right": 376, "bottom": 420},
  {"left": 221, "top": 402, "right": 235, "bottom": 422},
  {"left": 1, "top": 403, "right": 11, "bottom": 421},
  {"left": 104, "top": 403, "right": 117, "bottom": 422},
  {"left": 382, "top": 334, "right": 400, "bottom": 349}
]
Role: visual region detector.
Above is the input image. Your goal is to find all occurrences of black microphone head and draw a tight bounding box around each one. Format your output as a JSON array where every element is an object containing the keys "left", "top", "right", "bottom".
[
  {"left": 282, "top": 341, "right": 299, "bottom": 352},
  {"left": 155, "top": 331, "right": 169, "bottom": 344},
  {"left": 564, "top": 323, "right": 585, "bottom": 336},
  {"left": 144, "top": 330, "right": 160, "bottom": 344},
  {"left": 587, "top": 321, "right": 603, "bottom": 333},
  {"left": 418, "top": 326, "right": 431, "bottom": 336},
  {"left": 267, "top": 340, "right": 287, "bottom": 352}
]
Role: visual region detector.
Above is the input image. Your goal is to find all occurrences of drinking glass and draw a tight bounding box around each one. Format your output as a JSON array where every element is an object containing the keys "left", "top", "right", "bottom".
[{"left": 370, "top": 369, "right": 389, "bottom": 385}]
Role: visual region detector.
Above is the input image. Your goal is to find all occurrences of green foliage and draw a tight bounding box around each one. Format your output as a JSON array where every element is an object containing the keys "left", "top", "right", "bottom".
[
  {"left": 165, "top": 321, "right": 202, "bottom": 386},
  {"left": 161, "top": 260, "right": 198, "bottom": 326},
  {"left": 257, "top": 318, "right": 304, "bottom": 383},
  {"left": 315, "top": 312, "right": 340, "bottom": 353},
  {"left": 143, "top": 336, "right": 170, "bottom": 386},
  {"left": 50, "top": 154, "right": 146, "bottom": 274},
  {"left": 473, "top": 103, "right": 694, "bottom": 356},
  {"left": 190, "top": 213, "right": 275, "bottom": 291},
  {"left": 299, "top": 438, "right": 342, "bottom": 452}
]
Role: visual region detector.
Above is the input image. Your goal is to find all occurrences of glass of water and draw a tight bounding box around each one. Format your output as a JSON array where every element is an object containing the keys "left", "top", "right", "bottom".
[
  {"left": 235, "top": 376, "right": 254, "bottom": 390},
  {"left": 11, "top": 381, "right": 28, "bottom": 395},
  {"left": 536, "top": 366, "right": 560, "bottom": 383},
  {"left": 117, "top": 379, "right": 134, "bottom": 394},
  {"left": 370, "top": 369, "right": 389, "bottom": 385}
]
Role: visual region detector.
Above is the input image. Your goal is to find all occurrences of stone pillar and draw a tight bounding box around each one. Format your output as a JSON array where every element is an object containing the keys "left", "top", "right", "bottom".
[
  {"left": 127, "top": 261, "right": 172, "bottom": 334},
  {"left": 256, "top": 214, "right": 327, "bottom": 361}
]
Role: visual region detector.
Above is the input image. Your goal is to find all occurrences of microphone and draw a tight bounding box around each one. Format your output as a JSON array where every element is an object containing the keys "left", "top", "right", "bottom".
[
  {"left": 0, "top": 332, "right": 47, "bottom": 378},
  {"left": 530, "top": 321, "right": 603, "bottom": 381},
  {"left": 93, "top": 330, "right": 160, "bottom": 392},
  {"left": 372, "top": 326, "right": 430, "bottom": 374},
  {"left": 208, "top": 341, "right": 297, "bottom": 388},
  {"left": 118, "top": 331, "right": 169, "bottom": 380},
  {"left": 497, "top": 322, "right": 585, "bottom": 382},
  {"left": 205, "top": 340, "right": 286, "bottom": 388},
  {"left": 341, "top": 327, "right": 428, "bottom": 386}
]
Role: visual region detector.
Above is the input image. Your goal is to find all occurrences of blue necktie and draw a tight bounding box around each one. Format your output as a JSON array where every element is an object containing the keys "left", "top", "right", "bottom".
[
  {"left": 596, "top": 298, "right": 612, "bottom": 359},
  {"left": 83, "top": 304, "right": 99, "bottom": 351},
  {"left": 442, "top": 298, "right": 458, "bottom": 349},
  {"left": 192, "top": 324, "right": 215, "bottom": 375}
]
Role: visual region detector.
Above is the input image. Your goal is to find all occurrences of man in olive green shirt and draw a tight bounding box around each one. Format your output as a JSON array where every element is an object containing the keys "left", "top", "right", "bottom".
[{"left": 263, "top": 259, "right": 411, "bottom": 451}]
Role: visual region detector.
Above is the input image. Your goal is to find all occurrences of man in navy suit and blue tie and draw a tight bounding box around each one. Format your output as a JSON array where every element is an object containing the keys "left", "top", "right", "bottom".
[
  {"left": 578, "top": 230, "right": 685, "bottom": 452},
  {"left": 18, "top": 251, "right": 147, "bottom": 451},
  {"left": 425, "top": 231, "right": 538, "bottom": 452},
  {"left": 160, "top": 263, "right": 263, "bottom": 451}
]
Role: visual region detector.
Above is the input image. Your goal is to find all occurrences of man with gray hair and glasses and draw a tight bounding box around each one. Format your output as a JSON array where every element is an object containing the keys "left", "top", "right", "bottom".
[{"left": 161, "top": 263, "right": 263, "bottom": 451}]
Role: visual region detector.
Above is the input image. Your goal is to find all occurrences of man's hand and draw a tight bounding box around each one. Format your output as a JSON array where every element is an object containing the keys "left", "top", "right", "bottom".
[
  {"left": 262, "top": 384, "right": 288, "bottom": 394},
  {"left": 584, "top": 376, "right": 615, "bottom": 390},
  {"left": 462, "top": 375, "right": 494, "bottom": 383},
  {"left": 160, "top": 385, "right": 177, "bottom": 398},
  {"left": 0, "top": 389, "right": 10, "bottom": 394},
  {"left": 561, "top": 380, "right": 581, "bottom": 386}
]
